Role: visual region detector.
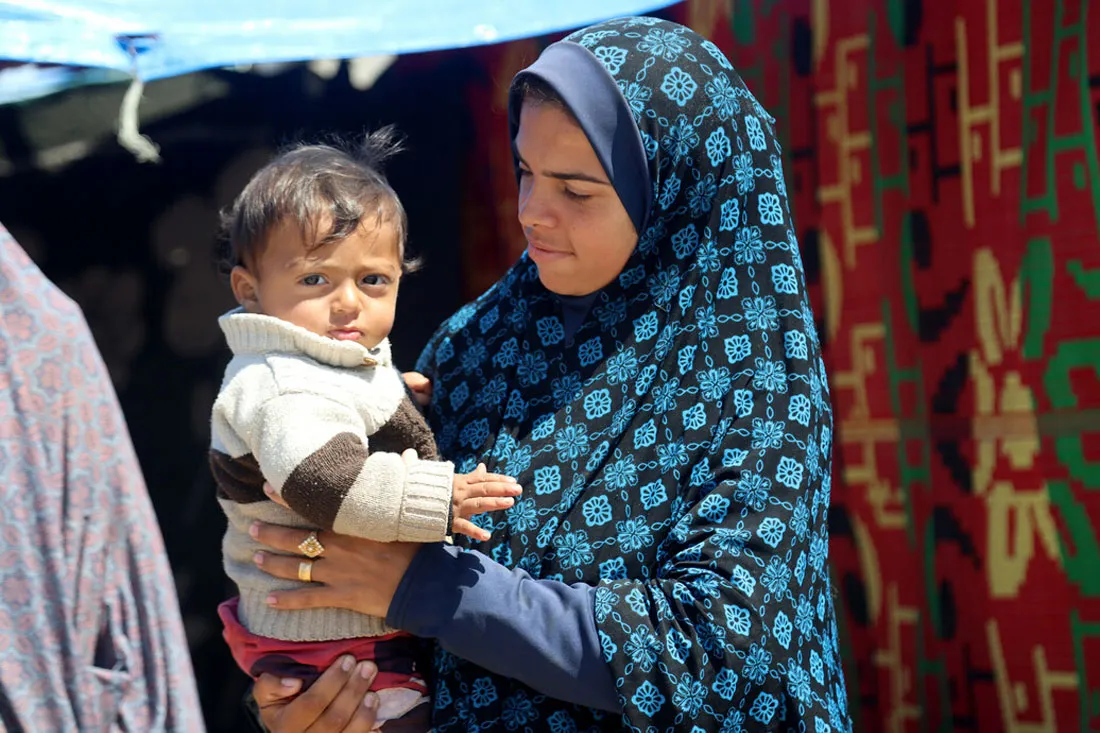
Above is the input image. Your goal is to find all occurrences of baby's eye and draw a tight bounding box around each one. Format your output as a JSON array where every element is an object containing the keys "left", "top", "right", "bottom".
[
  {"left": 362, "top": 274, "right": 389, "bottom": 287},
  {"left": 300, "top": 274, "right": 327, "bottom": 286}
]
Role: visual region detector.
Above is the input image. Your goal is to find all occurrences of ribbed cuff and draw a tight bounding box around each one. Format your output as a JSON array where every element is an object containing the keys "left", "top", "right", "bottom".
[{"left": 397, "top": 460, "right": 454, "bottom": 542}]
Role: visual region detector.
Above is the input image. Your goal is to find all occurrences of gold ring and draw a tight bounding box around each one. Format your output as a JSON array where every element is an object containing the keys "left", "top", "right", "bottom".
[
  {"left": 297, "top": 531, "right": 325, "bottom": 558},
  {"left": 298, "top": 560, "right": 314, "bottom": 583}
]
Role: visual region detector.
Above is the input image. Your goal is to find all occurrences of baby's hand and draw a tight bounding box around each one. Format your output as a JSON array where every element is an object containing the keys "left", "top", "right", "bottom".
[
  {"left": 403, "top": 371, "right": 432, "bottom": 407},
  {"left": 451, "top": 464, "right": 522, "bottom": 541}
]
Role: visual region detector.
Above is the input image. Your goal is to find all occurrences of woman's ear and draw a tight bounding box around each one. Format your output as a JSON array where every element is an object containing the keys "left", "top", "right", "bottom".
[{"left": 230, "top": 266, "right": 262, "bottom": 312}]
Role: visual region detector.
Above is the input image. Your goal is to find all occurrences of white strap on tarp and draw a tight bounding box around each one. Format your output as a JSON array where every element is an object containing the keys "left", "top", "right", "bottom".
[{"left": 117, "top": 74, "right": 161, "bottom": 163}]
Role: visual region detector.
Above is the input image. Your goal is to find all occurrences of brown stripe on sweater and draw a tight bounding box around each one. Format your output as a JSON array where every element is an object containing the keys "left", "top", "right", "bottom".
[
  {"left": 368, "top": 396, "right": 441, "bottom": 461},
  {"left": 282, "top": 432, "right": 366, "bottom": 529},
  {"left": 210, "top": 450, "right": 268, "bottom": 503}
]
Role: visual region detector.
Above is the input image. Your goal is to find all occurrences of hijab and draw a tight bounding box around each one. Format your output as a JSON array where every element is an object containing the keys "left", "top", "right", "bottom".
[{"left": 418, "top": 17, "right": 850, "bottom": 732}]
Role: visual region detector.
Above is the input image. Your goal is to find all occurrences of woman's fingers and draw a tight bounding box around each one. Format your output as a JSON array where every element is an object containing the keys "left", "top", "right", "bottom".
[
  {"left": 252, "top": 554, "right": 342, "bottom": 610},
  {"left": 266, "top": 657, "right": 379, "bottom": 733},
  {"left": 307, "top": 662, "right": 380, "bottom": 733},
  {"left": 251, "top": 522, "right": 321, "bottom": 553},
  {"left": 262, "top": 482, "right": 291, "bottom": 508},
  {"left": 251, "top": 524, "right": 419, "bottom": 618},
  {"left": 257, "top": 656, "right": 363, "bottom": 732},
  {"left": 254, "top": 673, "right": 303, "bottom": 706},
  {"left": 343, "top": 692, "right": 381, "bottom": 733}
]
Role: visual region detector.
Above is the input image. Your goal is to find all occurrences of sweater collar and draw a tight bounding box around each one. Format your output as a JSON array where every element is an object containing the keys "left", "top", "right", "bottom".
[{"left": 218, "top": 308, "right": 392, "bottom": 369}]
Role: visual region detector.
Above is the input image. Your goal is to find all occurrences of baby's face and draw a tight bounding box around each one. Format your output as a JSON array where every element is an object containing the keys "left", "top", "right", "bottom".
[{"left": 237, "top": 218, "right": 402, "bottom": 350}]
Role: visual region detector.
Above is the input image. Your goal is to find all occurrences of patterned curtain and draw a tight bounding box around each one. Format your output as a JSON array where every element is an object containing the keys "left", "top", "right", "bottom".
[{"left": 459, "top": 1, "right": 1100, "bottom": 730}]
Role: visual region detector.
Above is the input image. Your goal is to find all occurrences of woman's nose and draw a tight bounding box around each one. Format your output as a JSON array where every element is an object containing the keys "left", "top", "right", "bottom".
[{"left": 517, "top": 181, "right": 555, "bottom": 230}]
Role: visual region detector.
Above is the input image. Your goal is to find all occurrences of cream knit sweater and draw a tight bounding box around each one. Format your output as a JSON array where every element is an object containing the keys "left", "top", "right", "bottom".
[{"left": 211, "top": 309, "right": 453, "bottom": 642}]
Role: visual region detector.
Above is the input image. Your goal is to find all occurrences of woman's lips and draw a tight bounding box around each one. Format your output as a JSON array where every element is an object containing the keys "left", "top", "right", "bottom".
[{"left": 526, "top": 241, "right": 570, "bottom": 263}]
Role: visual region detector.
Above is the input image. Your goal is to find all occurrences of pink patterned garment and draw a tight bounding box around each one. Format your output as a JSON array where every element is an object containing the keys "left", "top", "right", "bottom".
[{"left": 0, "top": 225, "right": 204, "bottom": 731}]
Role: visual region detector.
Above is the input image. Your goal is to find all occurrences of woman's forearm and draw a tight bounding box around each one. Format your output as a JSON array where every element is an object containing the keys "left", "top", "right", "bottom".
[{"left": 387, "top": 544, "right": 620, "bottom": 712}]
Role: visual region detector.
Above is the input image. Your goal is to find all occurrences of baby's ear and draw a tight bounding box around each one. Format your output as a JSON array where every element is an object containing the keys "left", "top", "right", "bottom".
[{"left": 229, "top": 266, "right": 261, "bottom": 312}]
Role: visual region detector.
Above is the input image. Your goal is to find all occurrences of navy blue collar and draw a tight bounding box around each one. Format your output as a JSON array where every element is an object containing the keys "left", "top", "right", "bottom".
[{"left": 557, "top": 291, "right": 598, "bottom": 341}]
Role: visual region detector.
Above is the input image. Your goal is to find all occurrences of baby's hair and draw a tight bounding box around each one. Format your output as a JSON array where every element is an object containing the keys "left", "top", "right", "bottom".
[{"left": 217, "top": 126, "right": 421, "bottom": 277}]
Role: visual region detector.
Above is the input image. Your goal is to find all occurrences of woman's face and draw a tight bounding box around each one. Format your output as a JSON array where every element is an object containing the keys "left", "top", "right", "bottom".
[{"left": 515, "top": 100, "right": 639, "bottom": 296}]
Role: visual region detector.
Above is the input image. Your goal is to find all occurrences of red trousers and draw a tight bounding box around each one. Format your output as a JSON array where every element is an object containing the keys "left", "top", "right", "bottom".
[{"left": 219, "top": 598, "right": 431, "bottom": 731}]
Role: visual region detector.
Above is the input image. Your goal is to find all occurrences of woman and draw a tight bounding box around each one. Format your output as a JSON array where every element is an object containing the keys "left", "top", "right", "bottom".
[{"left": 249, "top": 16, "right": 851, "bottom": 732}]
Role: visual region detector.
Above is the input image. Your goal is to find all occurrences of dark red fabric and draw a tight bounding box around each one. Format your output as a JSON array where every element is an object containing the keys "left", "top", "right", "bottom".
[{"left": 218, "top": 597, "right": 428, "bottom": 695}]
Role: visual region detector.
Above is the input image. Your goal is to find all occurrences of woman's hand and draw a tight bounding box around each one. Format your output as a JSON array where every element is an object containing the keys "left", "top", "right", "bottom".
[
  {"left": 402, "top": 371, "right": 432, "bottom": 407},
  {"left": 254, "top": 655, "right": 380, "bottom": 732},
  {"left": 250, "top": 519, "right": 420, "bottom": 619}
]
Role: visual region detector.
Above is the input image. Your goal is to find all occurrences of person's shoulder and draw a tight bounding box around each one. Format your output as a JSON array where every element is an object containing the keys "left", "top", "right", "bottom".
[
  {"left": 213, "top": 354, "right": 357, "bottom": 426},
  {"left": 229, "top": 351, "right": 325, "bottom": 396},
  {"left": 263, "top": 353, "right": 393, "bottom": 403},
  {"left": 213, "top": 354, "right": 279, "bottom": 413},
  {"left": 415, "top": 259, "right": 538, "bottom": 374},
  {"left": 435, "top": 261, "right": 533, "bottom": 338},
  {"left": 0, "top": 234, "right": 97, "bottom": 361},
  {"left": 252, "top": 355, "right": 404, "bottom": 432}
]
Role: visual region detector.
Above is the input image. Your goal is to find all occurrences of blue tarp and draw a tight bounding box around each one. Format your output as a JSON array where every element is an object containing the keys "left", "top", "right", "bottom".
[{"left": 0, "top": 1, "right": 680, "bottom": 80}]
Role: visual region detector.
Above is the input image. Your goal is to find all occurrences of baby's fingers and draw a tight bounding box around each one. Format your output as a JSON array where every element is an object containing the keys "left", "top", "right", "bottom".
[
  {"left": 460, "top": 479, "right": 522, "bottom": 498},
  {"left": 452, "top": 518, "right": 491, "bottom": 542},
  {"left": 467, "top": 470, "right": 517, "bottom": 484},
  {"left": 458, "top": 496, "right": 516, "bottom": 518}
]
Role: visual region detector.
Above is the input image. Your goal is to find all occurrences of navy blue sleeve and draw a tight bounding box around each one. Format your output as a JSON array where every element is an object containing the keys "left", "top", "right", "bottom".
[{"left": 386, "top": 543, "right": 620, "bottom": 713}]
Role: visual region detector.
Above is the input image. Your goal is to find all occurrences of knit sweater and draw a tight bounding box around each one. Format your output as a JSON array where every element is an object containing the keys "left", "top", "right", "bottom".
[{"left": 211, "top": 309, "right": 454, "bottom": 642}]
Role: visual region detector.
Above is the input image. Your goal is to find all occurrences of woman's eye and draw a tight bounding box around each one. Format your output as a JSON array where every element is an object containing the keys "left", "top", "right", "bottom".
[
  {"left": 564, "top": 188, "right": 591, "bottom": 201},
  {"left": 301, "top": 274, "right": 326, "bottom": 286}
]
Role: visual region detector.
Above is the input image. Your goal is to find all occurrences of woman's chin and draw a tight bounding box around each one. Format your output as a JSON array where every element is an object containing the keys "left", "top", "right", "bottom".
[
  {"left": 538, "top": 272, "right": 580, "bottom": 296},
  {"left": 534, "top": 267, "right": 568, "bottom": 294},
  {"left": 535, "top": 266, "right": 605, "bottom": 297}
]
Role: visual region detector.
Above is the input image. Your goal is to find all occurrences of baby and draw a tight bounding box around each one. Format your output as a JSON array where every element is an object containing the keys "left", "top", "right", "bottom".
[{"left": 209, "top": 129, "right": 519, "bottom": 731}]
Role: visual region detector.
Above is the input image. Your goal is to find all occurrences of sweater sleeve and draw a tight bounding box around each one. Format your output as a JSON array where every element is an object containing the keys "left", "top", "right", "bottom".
[
  {"left": 252, "top": 391, "right": 454, "bottom": 542},
  {"left": 387, "top": 543, "right": 620, "bottom": 712}
]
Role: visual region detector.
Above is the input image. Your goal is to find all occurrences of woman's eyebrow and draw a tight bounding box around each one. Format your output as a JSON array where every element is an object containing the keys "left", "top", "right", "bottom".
[{"left": 516, "top": 153, "right": 611, "bottom": 185}]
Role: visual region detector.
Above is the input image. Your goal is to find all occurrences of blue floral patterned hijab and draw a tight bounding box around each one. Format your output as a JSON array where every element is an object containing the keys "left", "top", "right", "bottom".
[{"left": 418, "top": 16, "right": 850, "bottom": 732}]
